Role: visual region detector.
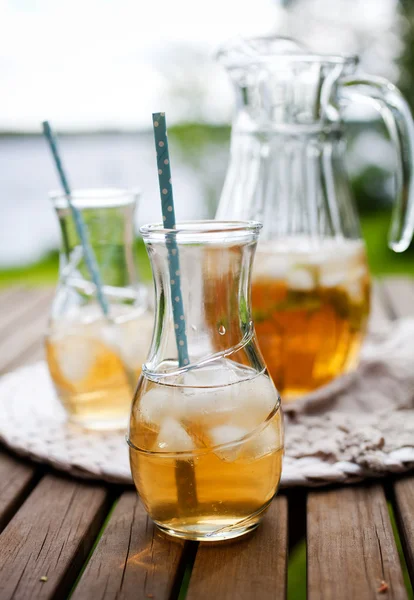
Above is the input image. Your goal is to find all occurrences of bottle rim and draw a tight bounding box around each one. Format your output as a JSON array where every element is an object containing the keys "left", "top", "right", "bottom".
[
  {"left": 140, "top": 219, "right": 262, "bottom": 240},
  {"left": 50, "top": 187, "right": 140, "bottom": 209}
]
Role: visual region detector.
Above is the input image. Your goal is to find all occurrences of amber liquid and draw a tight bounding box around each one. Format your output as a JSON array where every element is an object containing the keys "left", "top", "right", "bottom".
[
  {"left": 252, "top": 240, "right": 371, "bottom": 399},
  {"left": 129, "top": 364, "right": 283, "bottom": 541},
  {"left": 46, "top": 306, "right": 153, "bottom": 429}
]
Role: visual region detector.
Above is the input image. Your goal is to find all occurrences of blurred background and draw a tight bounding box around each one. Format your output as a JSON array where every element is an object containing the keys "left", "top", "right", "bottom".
[{"left": 1, "top": 0, "right": 414, "bottom": 288}]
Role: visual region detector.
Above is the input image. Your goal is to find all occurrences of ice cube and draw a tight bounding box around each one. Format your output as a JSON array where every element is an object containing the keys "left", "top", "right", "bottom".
[
  {"left": 318, "top": 240, "right": 366, "bottom": 289},
  {"left": 319, "top": 269, "right": 348, "bottom": 288},
  {"left": 101, "top": 323, "right": 120, "bottom": 350},
  {"left": 343, "top": 279, "right": 364, "bottom": 303},
  {"left": 242, "top": 422, "right": 282, "bottom": 461},
  {"left": 349, "top": 265, "right": 367, "bottom": 281},
  {"left": 209, "top": 424, "right": 248, "bottom": 462},
  {"left": 183, "top": 360, "right": 239, "bottom": 388},
  {"left": 53, "top": 336, "right": 96, "bottom": 382},
  {"left": 100, "top": 313, "right": 154, "bottom": 372},
  {"left": 287, "top": 267, "right": 315, "bottom": 291},
  {"left": 182, "top": 385, "right": 239, "bottom": 427},
  {"left": 318, "top": 252, "right": 353, "bottom": 288},
  {"left": 254, "top": 253, "right": 289, "bottom": 280},
  {"left": 139, "top": 387, "right": 177, "bottom": 427},
  {"left": 154, "top": 417, "right": 195, "bottom": 452},
  {"left": 236, "top": 375, "right": 278, "bottom": 427},
  {"left": 180, "top": 361, "right": 241, "bottom": 426},
  {"left": 183, "top": 371, "right": 213, "bottom": 388},
  {"left": 118, "top": 314, "right": 154, "bottom": 370}
]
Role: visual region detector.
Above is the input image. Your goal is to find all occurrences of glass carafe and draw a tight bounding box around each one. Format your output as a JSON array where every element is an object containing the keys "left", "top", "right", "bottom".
[
  {"left": 128, "top": 221, "right": 283, "bottom": 541},
  {"left": 216, "top": 38, "right": 414, "bottom": 400},
  {"left": 45, "top": 188, "right": 154, "bottom": 430}
]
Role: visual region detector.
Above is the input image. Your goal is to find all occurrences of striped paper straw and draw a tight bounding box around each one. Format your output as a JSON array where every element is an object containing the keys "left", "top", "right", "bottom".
[
  {"left": 152, "top": 112, "right": 189, "bottom": 367},
  {"left": 42, "top": 121, "right": 110, "bottom": 317}
]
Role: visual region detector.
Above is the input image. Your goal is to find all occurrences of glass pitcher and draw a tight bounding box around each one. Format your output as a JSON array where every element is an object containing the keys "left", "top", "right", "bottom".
[
  {"left": 45, "top": 188, "right": 154, "bottom": 430},
  {"left": 216, "top": 38, "right": 414, "bottom": 400},
  {"left": 128, "top": 221, "right": 283, "bottom": 541}
]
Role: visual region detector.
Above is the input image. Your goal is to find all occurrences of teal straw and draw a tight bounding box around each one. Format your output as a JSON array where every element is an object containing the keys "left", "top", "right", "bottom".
[
  {"left": 42, "top": 121, "right": 110, "bottom": 317},
  {"left": 152, "top": 112, "right": 189, "bottom": 367}
]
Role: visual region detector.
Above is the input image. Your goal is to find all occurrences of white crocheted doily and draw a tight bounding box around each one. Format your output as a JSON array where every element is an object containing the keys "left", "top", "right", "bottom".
[
  {"left": 0, "top": 357, "right": 413, "bottom": 487},
  {"left": 0, "top": 363, "right": 131, "bottom": 483}
]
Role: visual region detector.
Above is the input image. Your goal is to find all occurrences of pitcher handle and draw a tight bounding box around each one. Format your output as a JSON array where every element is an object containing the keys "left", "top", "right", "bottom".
[{"left": 339, "top": 75, "right": 414, "bottom": 252}]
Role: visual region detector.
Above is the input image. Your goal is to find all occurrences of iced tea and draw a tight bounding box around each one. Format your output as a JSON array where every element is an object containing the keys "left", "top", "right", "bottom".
[
  {"left": 128, "top": 360, "right": 283, "bottom": 541},
  {"left": 252, "top": 237, "right": 370, "bottom": 399},
  {"left": 46, "top": 305, "right": 154, "bottom": 429}
]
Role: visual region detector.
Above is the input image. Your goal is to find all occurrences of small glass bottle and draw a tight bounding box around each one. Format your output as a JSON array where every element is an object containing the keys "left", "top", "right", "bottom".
[
  {"left": 128, "top": 221, "right": 283, "bottom": 542},
  {"left": 45, "top": 188, "right": 154, "bottom": 430}
]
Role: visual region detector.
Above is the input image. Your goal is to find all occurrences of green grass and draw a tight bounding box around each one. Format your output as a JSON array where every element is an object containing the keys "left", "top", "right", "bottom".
[
  {"left": 388, "top": 501, "right": 414, "bottom": 600},
  {"left": 0, "top": 239, "right": 152, "bottom": 288},
  {"left": 361, "top": 211, "right": 414, "bottom": 276},
  {"left": 0, "top": 251, "right": 59, "bottom": 287},
  {"left": 288, "top": 540, "right": 307, "bottom": 600},
  {"left": 1, "top": 211, "right": 412, "bottom": 288},
  {"left": 67, "top": 495, "right": 119, "bottom": 599}
]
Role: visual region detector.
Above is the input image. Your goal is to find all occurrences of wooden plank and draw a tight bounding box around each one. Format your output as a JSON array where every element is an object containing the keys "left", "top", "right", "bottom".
[
  {"left": 0, "top": 286, "right": 24, "bottom": 309},
  {"left": 307, "top": 484, "right": 407, "bottom": 600},
  {"left": 381, "top": 277, "right": 414, "bottom": 319},
  {"left": 0, "top": 287, "right": 114, "bottom": 600},
  {"left": 393, "top": 477, "right": 414, "bottom": 587},
  {"left": 0, "top": 289, "right": 52, "bottom": 374},
  {"left": 4, "top": 328, "right": 48, "bottom": 372},
  {"left": 24, "top": 343, "right": 45, "bottom": 365},
  {"left": 72, "top": 490, "right": 188, "bottom": 600},
  {"left": 0, "top": 287, "right": 51, "bottom": 340},
  {"left": 0, "top": 473, "right": 110, "bottom": 600},
  {"left": 0, "top": 291, "right": 48, "bottom": 535},
  {"left": 383, "top": 278, "right": 414, "bottom": 585},
  {"left": 186, "top": 496, "right": 288, "bottom": 600},
  {"left": 0, "top": 451, "right": 38, "bottom": 533}
]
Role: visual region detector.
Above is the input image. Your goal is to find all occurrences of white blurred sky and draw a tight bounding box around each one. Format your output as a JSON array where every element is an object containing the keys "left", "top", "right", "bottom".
[
  {"left": 0, "top": 0, "right": 401, "bottom": 131},
  {"left": 0, "top": 0, "right": 279, "bottom": 131}
]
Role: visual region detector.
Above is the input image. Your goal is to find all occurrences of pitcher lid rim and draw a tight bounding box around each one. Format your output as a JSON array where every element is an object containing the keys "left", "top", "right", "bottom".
[{"left": 217, "top": 49, "right": 358, "bottom": 68}]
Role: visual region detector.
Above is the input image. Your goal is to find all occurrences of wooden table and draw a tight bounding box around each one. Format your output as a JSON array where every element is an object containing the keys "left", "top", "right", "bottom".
[{"left": 0, "top": 280, "right": 413, "bottom": 600}]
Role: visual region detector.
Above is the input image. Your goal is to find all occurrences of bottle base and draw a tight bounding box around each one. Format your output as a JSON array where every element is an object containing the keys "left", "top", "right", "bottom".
[{"left": 154, "top": 516, "right": 262, "bottom": 542}]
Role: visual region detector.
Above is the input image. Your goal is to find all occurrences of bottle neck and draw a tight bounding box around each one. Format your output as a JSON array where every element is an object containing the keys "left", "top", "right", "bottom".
[
  {"left": 56, "top": 202, "right": 139, "bottom": 289},
  {"left": 144, "top": 235, "right": 260, "bottom": 374}
]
